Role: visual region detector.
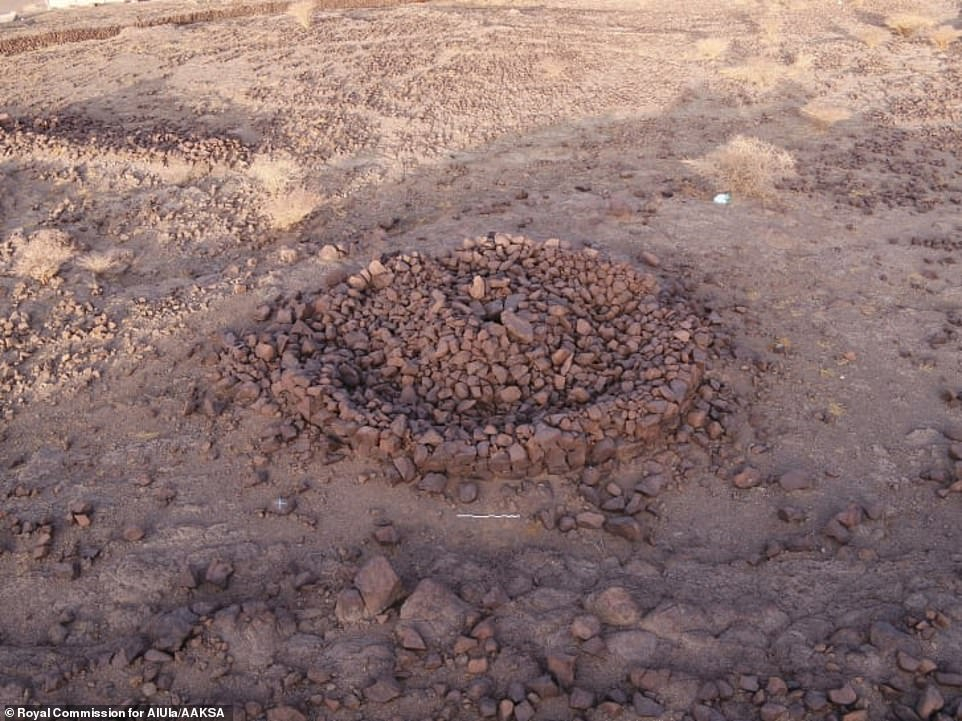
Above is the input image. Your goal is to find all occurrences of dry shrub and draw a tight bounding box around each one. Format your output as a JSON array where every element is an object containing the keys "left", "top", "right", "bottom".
[
  {"left": 13, "top": 229, "right": 75, "bottom": 284},
  {"left": 277, "top": 247, "right": 299, "bottom": 264},
  {"left": 247, "top": 153, "right": 301, "bottom": 195},
  {"left": 287, "top": 0, "right": 316, "bottom": 29},
  {"left": 792, "top": 52, "right": 814, "bottom": 71},
  {"left": 720, "top": 57, "right": 785, "bottom": 88},
  {"left": 684, "top": 135, "right": 796, "bottom": 202},
  {"left": 884, "top": 13, "right": 936, "bottom": 37},
  {"left": 696, "top": 37, "right": 730, "bottom": 59},
  {"left": 76, "top": 249, "right": 132, "bottom": 277},
  {"left": 855, "top": 26, "right": 891, "bottom": 48},
  {"left": 248, "top": 152, "right": 321, "bottom": 229},
  {"left": 800, "top": 102, "right": 852, "bottom": 130},
  {"left": 758, "top": 14, "right": 781, "bottom": 46},
  {"left": 928, "top": 25, "right": 962, "bottom": 50},
  {"left": 263, "top": 187, "right": 323, "bottom": 230}
]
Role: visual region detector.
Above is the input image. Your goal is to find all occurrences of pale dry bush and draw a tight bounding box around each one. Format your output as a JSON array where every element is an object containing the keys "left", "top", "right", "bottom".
[
  {"left": 696, "top": 37, "right": 730, "bottom": 59},
  {"left": 792, "top": 52, "right": 814, "bottom": 71},
  {"left": 76, "top": 249, "right": 132, "bottom": 277},
  {"left": 263, "top": 187, "right": 323, "bottom": 230},
  {"left": 287, "top": 0, "right": 316, "bottom": 29},
  {"left": 720, "top": 57, "right": 785, "bottom": 88},
  {"left": 277, "top": 247, "right": 299, "bottom": 264},
  {"left": 684, "top": 135, "right": 796, "bottom": 202},
  {"left": 884, "top": 13, "right": 936, "bottom": 37},
  {"left": 13, "top": 229, "right": 75, "bottom": 284},
  {"left": 800, "top": 102, "right": 852, "bottom": 130},
  {"left": 758, "top": 14, "right": 782, "bottom": 47},
  {"left": 247, "top": 153, "right": 301, "bottom": 195},
  {"left": 929, "top": 25, "right": 962, "bottom": 50},
  {"left": 855, "top": 26, "right": 891, "bottom": 48}
]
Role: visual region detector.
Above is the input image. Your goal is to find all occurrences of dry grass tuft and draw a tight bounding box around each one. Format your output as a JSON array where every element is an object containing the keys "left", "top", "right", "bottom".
[
  {"left": 247, "top": 153, "right": 301, "bottom": 195},
  {"left": 720, "top": 57, "right": 785, "bottom": 88},
  {"left": 800, "top": 102, "right": 852, "bottom": 130},
  {"left": 758, "top": 14, "right": 782, "bottom": 47},
  {"left": 262, "top": 187, "right": 323, "bottom": 230},
  {"left": 13, "top": 229, "right": 75, "bottom": 284},
  {"left": 855, "top": 26, "right": 891, "bottom": 48},
  {"left": 287, "top": 0, "right": 316, "bottom": 29},
  {"left": 76, "top": 249, "right": 132, "bottom": 277},
  {"left": 696, "top": 37, "right": 730, "bottom": 60},
  {"left": 248, "top": 152, "right": 322, "bottom": 229},
  {"left": 277, "top": 247, "right": 299, "bottom": 264},
  {"left": 928, "top": 24, "right": 962, "bottom": 50},
  {"left": 684, "top": 135, "right": 796, "bottom": 202},
  {"left": 884, "top": 13, "right": 936, "bottom": 37}
]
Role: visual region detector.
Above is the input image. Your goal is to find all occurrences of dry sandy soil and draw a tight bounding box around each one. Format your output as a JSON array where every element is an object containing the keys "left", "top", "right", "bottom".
[{"left": 2, "top": 0, "right": 962, "bottom": 719}]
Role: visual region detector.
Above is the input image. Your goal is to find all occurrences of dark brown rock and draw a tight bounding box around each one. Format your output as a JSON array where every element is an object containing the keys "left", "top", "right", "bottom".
[
  {"left": 419, "top": 473, "right": 448, "bottom": 494},
  {"left": 204, "top": 559, "right": 234, "bottom": 589},
  {"left": 587, "top": 586, "right": 640, "bottom": 626},
  {"left": 399, "top": 579, "right": 471, "bottom": 643},
  {"left": 500, "top": 310, "right": 534, "bottom": 344},
  {"left": 869, "top": 621, "right": 920, "bottom": 655},
  {"left": 459, "top": 482, "right": 479, "bottom": 503},
  {"left": 373, "top": 524, "right": 400, "bottom": 545},
  {"left": 732, "top": 466, "right": 762, "bottom": 489},
  {"left": 365, "top": 677, "right": 402, "bottom": 704},
  {"left": 828, "top": 684, "right": 857, "bottom": 706},
  {"left": 778, "top": 469, "right": 814, "bottom": 491},
  {"left": 804, "top": 690, "right": 827, "bottom": 711},
  {"left": 147, "top": 608, "right": 197, "bottom": 652},
  {"left": 633, "top": 693, "right": 664, "bottom": 717},
  {"left": 604, "top": 516, "right": 644, "bottom": 542},
  {"left": 571, "top": 614, "right": 602, "bottom": 640},
  {"left": 576, "top": 511, "right": 606, "bottom": 529},
  {"left": 266, "top": 706, "right": 306, "bottom": 721},
  {"left": 546, "top": 651, "right": 577, "bottom": 688},
  {"left": 334, "top": 589, "right": 365, "bottom": 624},
  {"left": 916, "top": 685, "right": 943, "bottom": 719},
  {"left": 568, "top": 687, "right": 594, "bottom": 709}
]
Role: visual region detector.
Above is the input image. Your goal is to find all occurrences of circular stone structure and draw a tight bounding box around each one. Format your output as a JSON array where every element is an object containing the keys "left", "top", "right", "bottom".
[{"left": 219, "top": 234, "right": 715, "bottom": 479}]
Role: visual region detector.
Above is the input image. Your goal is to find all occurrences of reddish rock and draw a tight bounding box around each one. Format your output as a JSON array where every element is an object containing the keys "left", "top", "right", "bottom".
[
  {"left": 587, "top": 586, "right": 640, "bottom": 626},
  {"left": 546, "top": 651, "right": 577, "bottom": 688},
  {"left": 334, "top": 589, "right": 365, "bottom": 624},
  {"left": 527, "top": 675, "right": 560, "bottom": 698},
  {"left": 122, "top": 525, "right": 145, "bottom": 541},
  {"left": 355, "top": 555, "right": 404, "bottom": 616},
  {"left": 571, "top": 614, "right": 602, "bottom": 640},
  {"left": 916, "top": 684, "right": 944, "bottom": 719},
  {"left": 827, "top": 684, "right": 856, "bottom": 706},
  {"left": 500, "top": 310, "right": 534, "bottom": 344},
  {"left": 778, "top": 469, "right": 814, "bottom": 491},
  {"left": 396, "top": 623, "right": 426, "bottom": 650},
  {"left": 399, "top": 579, "right": 472, "bottom": 643},
  {"left": 365, "top": 677, "right": 401, "bottom": 704},
  {"left": 576, "top": 511, "right": 606, "bottom": 529},
  {"left": 373, "top": 524, "right": 400, "bottom": 545},
  {"left": 568, "top": 687, "right": 594, "bottom": 709},
  {"left": 732, "top": 466, "right": 761, "bottom": 489},
  {"left": 204, "top": 559, "right": 234, "bottom": 589},
  {"left": 604, "top": 516, "right": 644, "bottom": 542},
  {"left": 459, "top": 482, "right": 479, "bottom": 503},
  {"left": 266, "top": 706, "right": 306, "bottom": 721}
]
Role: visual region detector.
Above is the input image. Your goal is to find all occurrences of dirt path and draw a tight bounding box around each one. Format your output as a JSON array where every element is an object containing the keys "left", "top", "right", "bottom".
[{"left": 1, "top": 0, "right": 961, "bottom": 719}]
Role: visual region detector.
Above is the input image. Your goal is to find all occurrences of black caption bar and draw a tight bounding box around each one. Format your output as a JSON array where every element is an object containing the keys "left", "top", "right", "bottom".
[{"left": 2, "top": 708, "right": 234, "bottom": 720}]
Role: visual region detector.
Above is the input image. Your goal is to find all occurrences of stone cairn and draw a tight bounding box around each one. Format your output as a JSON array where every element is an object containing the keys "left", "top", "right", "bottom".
[{"left": 218, "top": 234, "right": 714, "bottom": 480}]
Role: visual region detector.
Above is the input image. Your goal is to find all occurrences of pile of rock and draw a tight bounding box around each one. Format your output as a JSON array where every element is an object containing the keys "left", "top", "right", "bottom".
[{"left": 218, "top": 234, "right": 714, "bottom": 479}]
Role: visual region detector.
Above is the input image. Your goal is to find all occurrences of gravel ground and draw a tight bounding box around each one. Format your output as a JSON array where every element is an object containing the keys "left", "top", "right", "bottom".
[{"left": 1, "top": 0, "right": 962, "bottom": 719}]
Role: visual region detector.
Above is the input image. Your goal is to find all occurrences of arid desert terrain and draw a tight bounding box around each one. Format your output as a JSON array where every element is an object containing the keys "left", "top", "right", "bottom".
[{"left": 1, "top": 0, "right": 962, "bottom": 719}]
